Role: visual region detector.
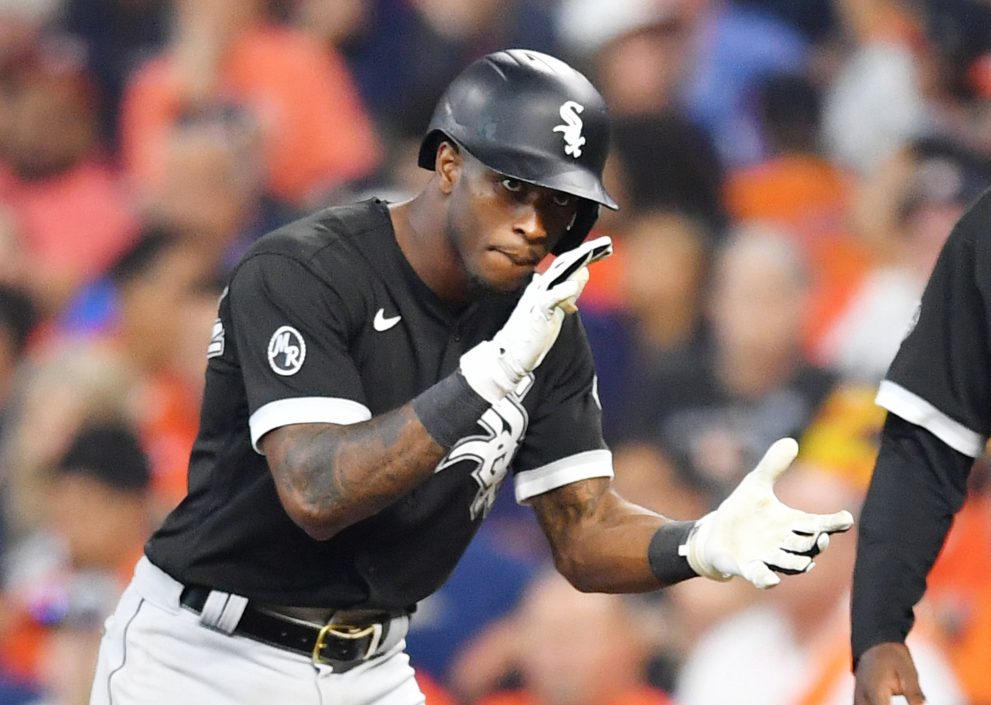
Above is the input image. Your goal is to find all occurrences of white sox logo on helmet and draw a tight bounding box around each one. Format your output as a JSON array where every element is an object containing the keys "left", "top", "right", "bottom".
[{"left": 553, "top": 100, "right": 586, "bottom": 158}]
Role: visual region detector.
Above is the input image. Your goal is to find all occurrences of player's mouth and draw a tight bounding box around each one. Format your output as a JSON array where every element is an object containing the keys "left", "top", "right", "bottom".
[{"left": 492, "top": 248, "right": 542, "bottom": 267}]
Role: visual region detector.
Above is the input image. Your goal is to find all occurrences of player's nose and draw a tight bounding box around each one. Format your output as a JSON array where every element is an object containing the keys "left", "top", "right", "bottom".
[{"left": 512, "top": 201, "right": 549, "bottom": 245}]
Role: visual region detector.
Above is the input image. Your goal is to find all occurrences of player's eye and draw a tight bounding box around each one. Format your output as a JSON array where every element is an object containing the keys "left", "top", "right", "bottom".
[
  {"left": 552, "top": 193, "right": 575, "bottom": 208},
  {"left": 501, "top": 178, "right": 524, "bottom": 193}
]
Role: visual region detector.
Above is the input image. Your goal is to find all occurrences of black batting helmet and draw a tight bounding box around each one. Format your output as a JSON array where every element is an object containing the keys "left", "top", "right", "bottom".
[{"left": 418, "top": 49, "right": 618, "bottom": 254}]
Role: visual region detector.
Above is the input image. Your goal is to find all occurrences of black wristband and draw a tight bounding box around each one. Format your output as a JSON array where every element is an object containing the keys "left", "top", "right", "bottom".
[
  {"left": 647, "top": 521, "right": 699, "bottom": 585},
  {"left": 411, "top": 371, "right": 491, "bottom": 448}
]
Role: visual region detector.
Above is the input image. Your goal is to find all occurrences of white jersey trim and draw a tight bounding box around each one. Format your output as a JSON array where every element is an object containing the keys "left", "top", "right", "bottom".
[
  {"left": 514, "top": 449, "right": 614, "bottom": 504},
  {"left": 249, "top": 397, "right": 372, "bottom": 453},
  {"left": 876, "top": 380, "right": 986, "bottom": 457}
]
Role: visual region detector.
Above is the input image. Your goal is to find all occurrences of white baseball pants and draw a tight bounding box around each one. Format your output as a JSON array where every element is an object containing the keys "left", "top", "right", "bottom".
[{"left": 89, "top": 557, "right": 425, "bottom": 705}]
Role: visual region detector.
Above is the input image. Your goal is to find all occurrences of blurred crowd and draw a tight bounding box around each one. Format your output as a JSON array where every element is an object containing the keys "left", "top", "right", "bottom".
[{"left": 1, "top": 0, "right": 991, "bottom": 703}]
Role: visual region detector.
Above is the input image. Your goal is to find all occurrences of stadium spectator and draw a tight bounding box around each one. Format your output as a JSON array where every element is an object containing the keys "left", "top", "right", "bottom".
[
  {"left": 624, "top": 224, "right": 837, "bottom": 503},
  {"left": 2, "top": 423, "right": 154, "bottom": 704},
  {"left": 583, "top": 209, "right": 713, "bottom": 442},
  {"left": 60, "top": 227, "right": 222, "bottom": 512},
  {"left": 725, "top": 71, "right": 869, "bottom": 358},
  {"left": 821, "top": 0, "right": 930, "bottom": 176},
  {"left": 460, "top": 569, "right": 673, "bottom": 705},
  {"left": 140, "top": 108, "right": 297, "bottom": 273},
  {"left": 58, "top": 0, "right": 170, "bottom": 150},
  {"left": 0, "top": 39, "right": 139, "bottom": 316},
  {"left": 0, "top": 342, "right": 134, "bottom": 541},
  {"left": 726, "top": 72, "right": 855, "bottom": 257},
  {"left": 120, "top": 0, "right": 382, "bottom": 208},
  {"left": 338, "top": 0, "right": 561, "bottom": 142},
  {"left": 609, "top": 116, "right": 726, "bottom": 234},
  {"left": 556, "top": 0, "right": 692, "bottom": 118},
  {"left": 815, "top": 136, "right": 991, "bottom": 382},
  {"left": 405, "top": 524, "right": 538, "bottom": 692},
  {"left": 678, "top": 0, "right": 813, "bottom": 167}
]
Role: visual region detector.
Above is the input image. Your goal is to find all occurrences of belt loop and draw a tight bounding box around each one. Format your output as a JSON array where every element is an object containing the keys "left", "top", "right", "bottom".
[{"left": 199, "top": 591, "right": 248, "bottom": 634}]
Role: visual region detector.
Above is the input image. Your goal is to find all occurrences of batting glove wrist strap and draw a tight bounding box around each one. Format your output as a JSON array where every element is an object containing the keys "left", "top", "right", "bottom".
[
  {"left": 647, "top": 521, "right": 699, "bottom": 585},
  {"left": 412, "top": 371, "right": 492, "bottom": 448},
  {"left": 683, "top": 438, "right": 855, "bottom": 589}
]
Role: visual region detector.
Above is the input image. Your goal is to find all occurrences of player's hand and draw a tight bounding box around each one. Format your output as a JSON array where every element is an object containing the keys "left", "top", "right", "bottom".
[
  {"left": 681, "top": 438, "right": 854, "bottom": 589},
  {"left": 854, "top": 643, "right": 926, "bottom": 705},
  {"left": 460, "top": 236, "right": 612, "bottom": 403}
]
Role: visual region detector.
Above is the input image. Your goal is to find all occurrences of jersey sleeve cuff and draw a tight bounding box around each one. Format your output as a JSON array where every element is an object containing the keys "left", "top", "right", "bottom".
[
  {"left": 876, "top": 380, "right": 986, "bottom": 457},
  {"left": 514, "top": 449, "right": 613, "bottom": 504},
  {"left": 249, "top": 397, "right": 372, "bottom": 453}
]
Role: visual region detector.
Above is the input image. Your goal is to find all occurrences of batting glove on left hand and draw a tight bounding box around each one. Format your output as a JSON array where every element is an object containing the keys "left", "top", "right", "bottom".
[{"left": 681, "top": 438, "right": 855, "bottom": 589}]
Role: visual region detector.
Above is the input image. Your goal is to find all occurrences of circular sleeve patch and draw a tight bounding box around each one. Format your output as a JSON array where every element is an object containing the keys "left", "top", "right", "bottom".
[{"left": 267, "top": 325, "right": 307, "bottom": 376}]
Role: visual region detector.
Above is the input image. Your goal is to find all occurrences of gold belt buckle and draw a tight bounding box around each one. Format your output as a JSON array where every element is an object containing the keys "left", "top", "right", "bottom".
[{"left": 311, "top": 622, "right": 383, "bottom": 665}]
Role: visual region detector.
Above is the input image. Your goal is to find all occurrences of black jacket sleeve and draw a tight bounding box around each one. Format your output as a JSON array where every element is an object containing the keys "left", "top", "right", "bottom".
[{"left": 850, "top": 413, "right": 973, "bottom": 665}]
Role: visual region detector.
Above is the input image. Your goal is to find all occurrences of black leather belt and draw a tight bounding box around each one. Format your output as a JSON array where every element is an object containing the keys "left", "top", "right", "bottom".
[{"left": 179, "top": 586, "right": 391, "bottom": 668}]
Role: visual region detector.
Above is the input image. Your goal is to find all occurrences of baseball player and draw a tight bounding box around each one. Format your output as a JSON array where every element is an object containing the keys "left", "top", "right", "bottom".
[
  {"left": 853, "top": 188, "right": 991, "bottom": 704},
  {"left": 90, "top": 49, "right": 853, "bottom": 705}
]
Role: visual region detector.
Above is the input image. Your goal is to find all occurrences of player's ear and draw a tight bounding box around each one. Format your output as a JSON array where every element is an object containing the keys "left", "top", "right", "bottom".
[{"left": 436, "top": 141, "right": 462, "bottom": 196}]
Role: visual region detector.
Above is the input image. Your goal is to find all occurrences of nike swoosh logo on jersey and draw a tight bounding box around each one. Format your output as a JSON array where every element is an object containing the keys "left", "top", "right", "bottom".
[{"left": 373, "top": 308, "right": 402, "bottom": 332}]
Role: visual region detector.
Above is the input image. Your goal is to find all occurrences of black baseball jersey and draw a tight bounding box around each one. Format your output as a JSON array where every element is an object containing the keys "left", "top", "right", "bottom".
[
  {"left": 851, "top": 189, "right": 991, "bottom": 660},
  {"left": 145, "top": 198, "right": 610, "bottom": 610},
  {"left": 876, "top": 188, "right": 991, "bottom": 458}
]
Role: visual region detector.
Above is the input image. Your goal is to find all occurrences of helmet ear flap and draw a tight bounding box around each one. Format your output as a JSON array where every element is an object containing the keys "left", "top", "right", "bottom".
[{"left": 552, "top": 201, "right": 600, "bottom": 255}]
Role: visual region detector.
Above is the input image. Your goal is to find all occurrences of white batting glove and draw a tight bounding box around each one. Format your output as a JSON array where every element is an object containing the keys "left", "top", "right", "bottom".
[
  {"left": 461, "top": 236, "right": 612, "bottom": 404},
  {"left": 681, "top": 438, "right": 855, "bottom": 589}
]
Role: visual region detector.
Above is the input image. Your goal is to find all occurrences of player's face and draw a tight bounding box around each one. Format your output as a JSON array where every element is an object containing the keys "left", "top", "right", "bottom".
[{"left": 445, "top": 149, "right": 579, "bottom": 293}]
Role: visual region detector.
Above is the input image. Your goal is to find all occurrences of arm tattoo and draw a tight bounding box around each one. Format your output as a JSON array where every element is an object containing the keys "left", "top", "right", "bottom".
[
  {"left": 264, "top": 405, "right": 445, "bottom": 538},
  {"left": 532, "top": 478, "right": 607, "bottom": 549}
]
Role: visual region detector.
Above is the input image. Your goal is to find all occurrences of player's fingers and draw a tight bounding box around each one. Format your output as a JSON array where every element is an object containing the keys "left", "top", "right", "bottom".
[
  {"left": 542, "top": 236, "right": 613, "bottom": 290},
  {"left": 558, "top": 297, "right": 579, "bottom": 314},
  {"left": 780, "top": 532, "right": 819, "bottom": 554},
  {"left": 544, "top": 239, "right": 599, "bottom": 280},
  {"left": 782, "top": 531, "right": 830, "bottom": 557},
  {"left": 763, "top": 550, "right": 813, "bottom": 575},
  {"left": 746, "top": 437, "right": 799, "bottom": 487},
  {"left": 540, "top": 277, "right": 580, "bottom": 302},
  {"left": 546, "top": 270, "right": 588, "bottom": 308},
  {"left": 798, "top": 510, "right": 854, "bottom": 535},
  {"left": 582, "top": 235, "right": 614, "bottom": 264},
  {"left": 816, "top": 532, "right": 830, "bottom": 553},
  {"left": 741, "top": 560, "right": 780, "bottom": 589}
]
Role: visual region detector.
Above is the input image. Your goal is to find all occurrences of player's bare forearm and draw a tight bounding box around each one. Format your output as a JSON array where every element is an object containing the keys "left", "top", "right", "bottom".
[
  {"left": 261, "top": 405, "right": 445, "bottom": 540},
  {"left": 532, "top": 477, "right": 679, "bottom": 592}
]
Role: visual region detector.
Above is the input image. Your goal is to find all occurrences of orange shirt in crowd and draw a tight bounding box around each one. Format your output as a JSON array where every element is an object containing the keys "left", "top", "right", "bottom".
[
  {"left": 726, "top": 155, "right": 873, "bottom": 357},
  {"left": 137, "top": 372, "right": 202, "bottom": 514},
  {"left": 121, "top": 23, "right": 382, "bottom": 206},
  {"left": 927, "top": 492, "right": 991, "bottom": 704}
]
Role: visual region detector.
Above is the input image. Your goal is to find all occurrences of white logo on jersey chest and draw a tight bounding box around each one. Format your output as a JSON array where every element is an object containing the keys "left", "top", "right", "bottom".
[
  {"left": 435, "top": 375, "right": 534, "bottom": 520},
  {"left": 553, "top": 100, "right": 586, "bottom": 158},
  {"left": 373, "top": 308, "right": 402, "bottom": 332}
]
